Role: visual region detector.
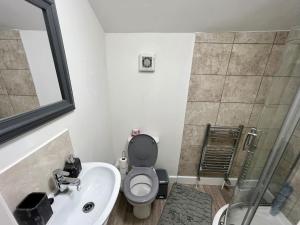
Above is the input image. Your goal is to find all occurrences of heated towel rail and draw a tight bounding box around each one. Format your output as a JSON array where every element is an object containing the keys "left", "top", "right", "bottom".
[{"left": 199, "top": 124, "right": 244, "bottom": 180}]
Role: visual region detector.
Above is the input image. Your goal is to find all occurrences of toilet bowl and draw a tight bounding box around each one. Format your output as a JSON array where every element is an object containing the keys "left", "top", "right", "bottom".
[{"left": 123, "top": 134, "right": 159, "bottom": 219}]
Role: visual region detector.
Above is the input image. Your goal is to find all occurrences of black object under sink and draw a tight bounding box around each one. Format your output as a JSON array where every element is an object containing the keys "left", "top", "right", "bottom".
[{"left": 14, "top": 192, "right": 53, "bottom": 225}]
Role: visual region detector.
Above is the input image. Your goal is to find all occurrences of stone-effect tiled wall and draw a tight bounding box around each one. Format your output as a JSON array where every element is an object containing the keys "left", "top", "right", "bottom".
[
  {"left": 241, "top": 31, "right": 300, "bottom": 180},
  {"left": 178, "top": 31, "right": 293, "bottom": 177},
  {"left": 0, "top": 130, "right": 73, "bottom": 212},
  {"left": 286, "top": 166, "right": 300, "bottom": 224},
  {"left": 268, "top": 29, "right": 300, "bottom": 224},
  {"left": 0, "top": 30, "right": 39, "bottom": 118},
  {"left": 250, "top": 29, "right": 300, "bottom": 183},
  {"left": 278, "top": 121, "right": 300, "bottom": 225}
]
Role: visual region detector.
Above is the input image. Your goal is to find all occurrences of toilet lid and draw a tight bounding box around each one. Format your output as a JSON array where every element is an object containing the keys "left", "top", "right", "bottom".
[{"left": 128, "top": 134, "right": 158, "bottom": 167}]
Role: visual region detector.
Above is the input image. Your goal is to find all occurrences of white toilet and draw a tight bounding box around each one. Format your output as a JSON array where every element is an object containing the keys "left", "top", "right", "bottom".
[{"left": 123, "top": 134, "right": 159, "bottom": 219}]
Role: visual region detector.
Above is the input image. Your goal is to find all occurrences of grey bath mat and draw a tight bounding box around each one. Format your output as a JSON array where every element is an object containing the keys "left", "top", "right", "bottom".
[{"left": 158, "top": 184, "right": 212, "bottom": 225}]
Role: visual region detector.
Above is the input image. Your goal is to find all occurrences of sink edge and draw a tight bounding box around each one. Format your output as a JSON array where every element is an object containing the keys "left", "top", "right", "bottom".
[{"left": 81, "top": 162, "right": 121, "bottom": 225}]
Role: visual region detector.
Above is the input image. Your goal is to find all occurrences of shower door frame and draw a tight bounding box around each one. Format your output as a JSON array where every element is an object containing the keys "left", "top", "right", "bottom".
[{"left": 241, "top": 88, "right": 300, "bottom": 225}]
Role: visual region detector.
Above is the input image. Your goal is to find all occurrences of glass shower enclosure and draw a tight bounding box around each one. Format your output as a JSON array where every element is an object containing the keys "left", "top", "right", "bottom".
[{"left": 225, "top": 28, "right": 300, "bottom": 225}]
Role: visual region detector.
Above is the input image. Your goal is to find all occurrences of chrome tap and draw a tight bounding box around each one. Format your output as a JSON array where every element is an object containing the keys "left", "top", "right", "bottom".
[{"left": 53, "top": 169, "right": 81, "bottom": 192}]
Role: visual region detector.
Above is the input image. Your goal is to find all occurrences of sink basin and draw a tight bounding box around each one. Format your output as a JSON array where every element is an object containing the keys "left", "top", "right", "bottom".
[{"left": 48, "top": 162, "right": 121, "bottom": 225}]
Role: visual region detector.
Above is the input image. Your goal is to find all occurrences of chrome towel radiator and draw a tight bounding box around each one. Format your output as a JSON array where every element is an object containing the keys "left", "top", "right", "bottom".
[{"left": 199, "top": 124, "right": 244, "bottom": 179}]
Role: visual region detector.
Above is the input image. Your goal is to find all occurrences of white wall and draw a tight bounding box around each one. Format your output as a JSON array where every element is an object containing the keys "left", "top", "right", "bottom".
[
  {"left": 0, "top": 0, "right": 113, "bottom": 170},
  {"left": 105, "top": 33, "right": 194, "bottom": 176},
  {"left": 20, "top": 30, "right": 62, "bottom": 106},
  {"left": 0, "top": 194, "right": 17, "bottom": 225}
]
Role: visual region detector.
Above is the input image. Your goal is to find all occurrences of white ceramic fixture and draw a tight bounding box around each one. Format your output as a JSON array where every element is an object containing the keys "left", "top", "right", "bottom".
[
  {"left": 48, "top": 162, "right": 121, "bottom": 225},
  {"left": 213, "top": 204, "right": 292, "bottom": 225},
  {"left": 123, "top": 134, "right": 159, "bottom": 219}
]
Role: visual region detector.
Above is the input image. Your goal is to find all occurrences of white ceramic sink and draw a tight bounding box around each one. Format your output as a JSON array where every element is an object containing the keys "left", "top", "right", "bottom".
[{"left": 48, "top": 162, "right": 121, "bottom": 225}]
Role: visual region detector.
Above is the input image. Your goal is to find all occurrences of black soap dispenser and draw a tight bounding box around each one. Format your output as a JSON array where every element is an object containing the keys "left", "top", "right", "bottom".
[{"left": 64, "top": 154, "right": 82, "bottom": 178}]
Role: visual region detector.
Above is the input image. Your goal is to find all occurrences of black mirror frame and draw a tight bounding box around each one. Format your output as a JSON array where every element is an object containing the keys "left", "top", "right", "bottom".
[{"left": 0, "top": 0, "right": 75, "bottom": 144}]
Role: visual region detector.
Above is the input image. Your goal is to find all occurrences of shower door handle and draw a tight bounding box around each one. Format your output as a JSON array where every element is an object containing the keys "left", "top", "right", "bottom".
[{"left": 243, "top": 128, "right": 257, "bottom": 151}]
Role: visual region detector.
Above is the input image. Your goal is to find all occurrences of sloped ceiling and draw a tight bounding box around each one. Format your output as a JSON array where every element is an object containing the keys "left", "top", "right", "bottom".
[
  {"left": 89, "top": 0, "right": 300, "bottom": 32},
  {"left": 0, "top": 0, "right": 45, "bottom": 30}
]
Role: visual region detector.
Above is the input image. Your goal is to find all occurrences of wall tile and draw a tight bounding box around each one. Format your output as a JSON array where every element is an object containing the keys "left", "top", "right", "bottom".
[
  {"left": 0, "top": 30, "right": 40, "bottom": 119},
  {"left": 0, "top": 131, "right": 73, "bottom": 211},
  {"left": 281, "top": 193, "right": 298, "bottom": 217},
  {"left": 233, "top": 149, "right": 248, "bottom": 167},
  {"left": 181, "top": 125, "right": 206, "bottom": 147},
  {"left": 266, "top": 77, "right": 300, "bottom": 105},
  {"left": 1, "top": 70, "right": 37, "bottom": 96},
  {"left": 227, "top": 44, "right": 272, "bottom": 75},
  {"left": 216, "top": 103, "right": 253, "bottom": 126},
  {"left": 247, "top": 166, "right": 264, "bottom": 179},
  {"left": 192, "top": 43, "right": 232, "bottom": 75},
  {"left": 256, "top": 128, "right": 279, "bottom": 153},
  {"left": 269, "top": 165, "right": 290, "bottom": 195},
  {"left": 287, "top": 29, "right": 300, "bottom": 43},
  {"left": 0, "top": 94, "right": 14, "bottom": 118},
  {"left": 230, "top": 166, "right": 241, "bottom": 177},
  {"left": 185, "top": 102, "right": 219, "bottom": 125},
  {"left": 280, "top": 77, "right": 300, "bottom": 104},
  {"left": 234, "top": 32, "right": 276, "bottom": 44},
  {"left": 274, "top": 31, "right": 289, "bottom": 44},
  {"left": 287, "top": 199, "right": 300, "bottom": 224},
  {"left": 290, "top": 164, "right": 300, "bottom": 196},
  {"left": 179, "top": 31, "right": 287, "bottom": 178},
  {"left": 0, "top": 76, "right": 8, "bottom": 95},
  {"left": 275, "top": 44, "right": 300, "bottom": 77},
  {"left": 294, "top": 120, "right": 300, "bottom": 138},
  {"left": 283, "top": 135, "right": 300, "bottom": 164},
  {"left": 255, "top": 76, "right": 273, "bottom": 104},
  {"left": 248, "top": 104, "right": 264, "bottom": 127},
  {"left": 178, "top": 145, "right": 202, "bottom": 176},
  {"left": 221, "top": 76, "right": 261, "bottom": 103},
  {"left": 264, "top": 45, "right": 285, "bottom": 76},
  {"left": 188, "top": 75, "right": 225, "bottom": 101},
  {"left": 291, "top": 52, "right": 300, "bottom": 77},
  {"left": 0, "top": 30, "right": 20, "bottom": 40},
  {"left": 195, "top": 32, "right": 235, "bottom": 43},
  {"left": 275, "top": 120, "right": 300, "bottom": 223},
  {"left": 0, "top": 40, "right": 29, "bottom": 69},
  {"left": 9, "top": 95, "right": 39, "bottom": 115},
  {"left": 258, "top": 105, "right": 289, "bottom": 129}
]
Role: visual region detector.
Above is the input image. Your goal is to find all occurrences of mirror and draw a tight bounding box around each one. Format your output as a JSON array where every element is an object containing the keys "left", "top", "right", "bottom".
[
  {"left": 0, "top": 0, "right": 62, "bottom": 119},
  {"left": 0, "top": 0, "right": 74, "bottom": 143}
]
